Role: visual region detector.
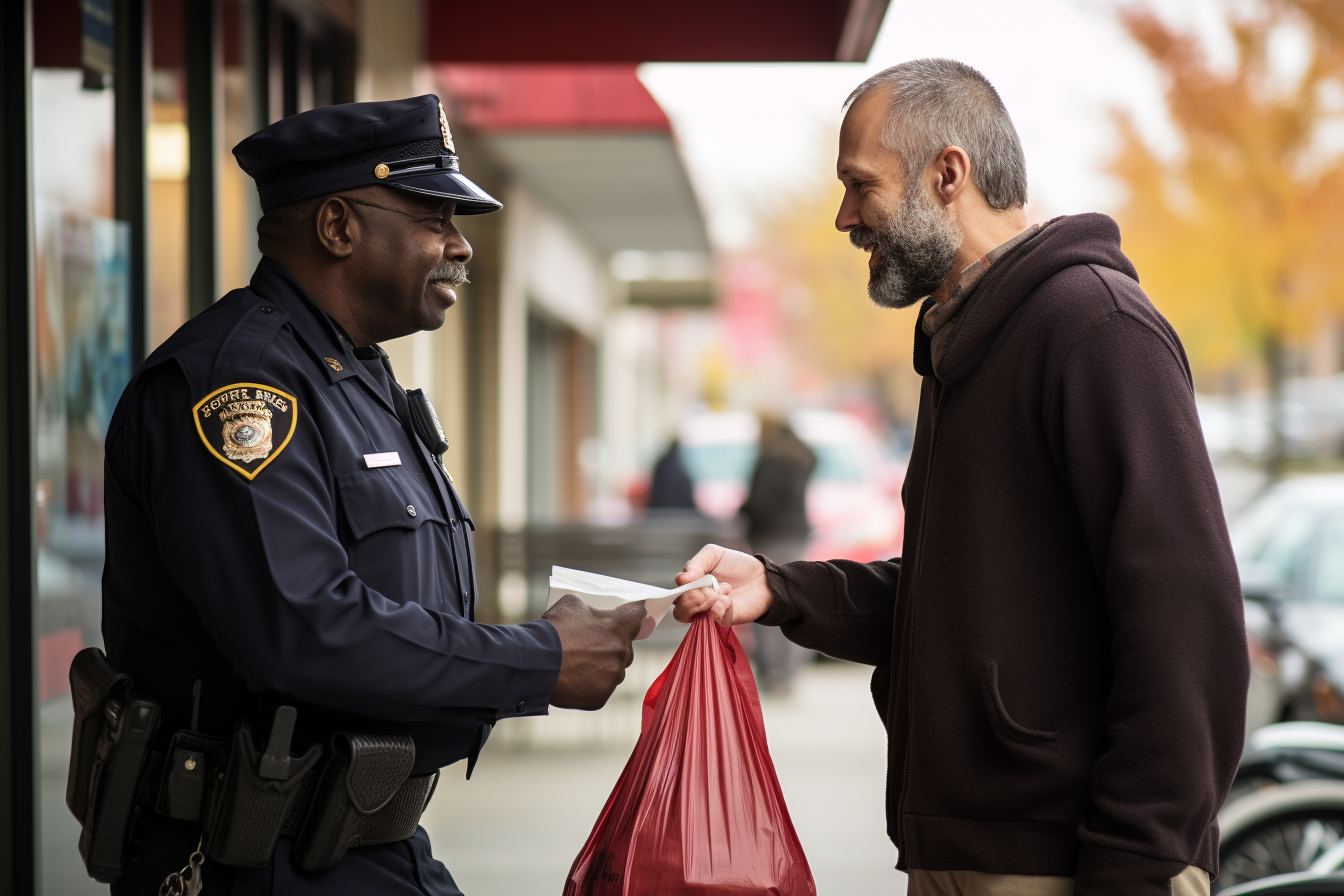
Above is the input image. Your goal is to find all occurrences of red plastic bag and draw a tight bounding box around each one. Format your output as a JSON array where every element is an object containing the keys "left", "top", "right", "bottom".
[{"left": 564, "top": 614, "right": 816, "bottom": 896}]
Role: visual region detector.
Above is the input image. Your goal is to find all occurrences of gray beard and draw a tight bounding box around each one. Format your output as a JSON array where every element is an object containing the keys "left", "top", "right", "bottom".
[{"left": 849, "top": 180, "right": 961, "bottom": 309}]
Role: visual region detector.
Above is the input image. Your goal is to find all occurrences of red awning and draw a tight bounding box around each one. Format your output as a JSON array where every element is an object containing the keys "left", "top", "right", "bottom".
[
  {"left": 435, "top": 65, "right": 709, "bottom": 256},
  {"left": 439, "top": 65, "right": 670, "bottom": 133},
  {"left": 427, "top": 0, "right": 889, "bottom": 64}
]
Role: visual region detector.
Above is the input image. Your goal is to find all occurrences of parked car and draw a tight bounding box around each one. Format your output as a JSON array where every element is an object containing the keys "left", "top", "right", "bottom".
[
  {"left": 790, "top": 409, "right": 903, "bottom": 563},
  {"left": 1216, "top": 475, "right": 1344, "bottom": 893},
  {"left": 675, "top": 409, "right": 904, "bottom": 563},
  {"left": 1235, "top": 475, "right": 1344, "bottom": 733}
]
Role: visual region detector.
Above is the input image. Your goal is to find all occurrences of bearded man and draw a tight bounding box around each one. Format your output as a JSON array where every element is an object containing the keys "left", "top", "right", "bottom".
[{"left": 675, "top": 59, "right": 1248, "bottom": 896}]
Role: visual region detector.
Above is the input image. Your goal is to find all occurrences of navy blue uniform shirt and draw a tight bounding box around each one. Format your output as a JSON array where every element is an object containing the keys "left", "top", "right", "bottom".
[{"left": 101, "top": 256, "right": 561, "bottom": 892}]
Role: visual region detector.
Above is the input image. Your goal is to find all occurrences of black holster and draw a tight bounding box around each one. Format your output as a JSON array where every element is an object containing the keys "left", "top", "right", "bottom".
[
  {"left": 201, "top": 719, "right": 323, "bottom": 867},
  {"left": 292, "top": 733, "right": 438, "bottom": 873},
  {"left": 66, "top": 649, "right": 436, "bottom": 879},
  {"left": 66, "top": 647, "right": 161, "bottom": 883}
]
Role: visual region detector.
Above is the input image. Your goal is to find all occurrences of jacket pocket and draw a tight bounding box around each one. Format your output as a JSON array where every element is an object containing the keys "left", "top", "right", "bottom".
[
  {"left": 337, "top": 466, "right": 446, "bottom": 540},
  {"left": 980, "top": 661, "right": 1057, "bottom": 746}
]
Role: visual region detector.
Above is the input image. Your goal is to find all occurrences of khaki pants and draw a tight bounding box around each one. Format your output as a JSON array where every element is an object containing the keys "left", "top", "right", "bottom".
[{"left": 907, "top": 865, "right": 1210, "bottom": 896}]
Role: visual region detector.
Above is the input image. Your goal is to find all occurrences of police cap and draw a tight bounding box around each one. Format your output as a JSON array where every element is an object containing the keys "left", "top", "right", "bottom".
[{"left": 232, "top": 94, "right": 502, "bottom": 214}]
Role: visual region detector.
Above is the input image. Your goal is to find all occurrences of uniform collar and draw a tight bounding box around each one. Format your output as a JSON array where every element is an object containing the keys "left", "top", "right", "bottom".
[
  {"left": 248, "top": 256, "right": 399, "bottom": 415},
  {"left": 247, "top": 258, "right": 459, "bottom": 518}
]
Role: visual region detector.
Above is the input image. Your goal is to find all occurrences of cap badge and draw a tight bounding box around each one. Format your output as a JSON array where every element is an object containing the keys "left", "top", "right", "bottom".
[
  {"left": 438, "top": 102, "right": 455, "bottom": 153},
  {"left": 373, "top": 163, "right": 390, "bottom": 179},
  {"left": 193, "top": 383, "right": 298, "bottom": 480}
]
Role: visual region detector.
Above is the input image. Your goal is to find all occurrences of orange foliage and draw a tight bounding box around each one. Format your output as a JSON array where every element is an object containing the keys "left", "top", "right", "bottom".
[
  {"left": 1111, "top": 1, "right": 1344, "bottom": 376},
  {"left": 757, "top": 182, "right": 924, "bottom": 416}
]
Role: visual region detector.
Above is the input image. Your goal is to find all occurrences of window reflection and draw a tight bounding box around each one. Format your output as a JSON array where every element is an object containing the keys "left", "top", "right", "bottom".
[
  {"left": 32, "top": 68, "right": 123, "bottom": 896},
  {"left": 149, "top": 0, "right": 188, "bottom": 351}
]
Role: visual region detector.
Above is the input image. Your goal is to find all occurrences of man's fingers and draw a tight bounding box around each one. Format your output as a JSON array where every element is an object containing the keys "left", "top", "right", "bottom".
[
  {"left": 676, "top": 544, "right": 725, "bottom": 586},
  {"left": 672, "top": 583, "right": 723, "bottom": 622},
  {"left": 716, "top": 596, "right": 735, "bottom": 627},
  {"left": 613, "top": 600, "right": 647, "bottom": 640},
  {"left": 675, "top": 564, "right": 703, "bottom": 586},
  {"left": 546, "top": 594, "right": 574, "bottom": 614},
  {"left": 543, "top": 593, "right": 585, "bottom": 620}
]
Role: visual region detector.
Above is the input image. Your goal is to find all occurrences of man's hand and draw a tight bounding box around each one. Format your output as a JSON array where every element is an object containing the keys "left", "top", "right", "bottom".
[
  {"left": 543, "top": 596, "right": 644, "bottom": 710},
  {"left": 672, "top": 544, "right": 773, "bottom": 626}
]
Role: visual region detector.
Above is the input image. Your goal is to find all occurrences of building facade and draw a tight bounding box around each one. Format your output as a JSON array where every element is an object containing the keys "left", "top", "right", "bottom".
[{"left": 0, "top": 1, "right": 885, "bottom": 890}]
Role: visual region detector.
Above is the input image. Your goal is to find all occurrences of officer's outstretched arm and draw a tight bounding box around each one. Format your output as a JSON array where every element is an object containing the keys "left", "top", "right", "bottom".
[{"left": 111, "top": 362, "right": 561, "bottom": 724}]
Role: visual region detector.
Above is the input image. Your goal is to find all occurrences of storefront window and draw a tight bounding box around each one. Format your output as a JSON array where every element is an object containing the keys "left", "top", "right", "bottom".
[
  {"left": 219, "top": 0, "right": 261, "bottom": 294},
  {"left": 149, "top": 0, "right": 189, "bottom": 351},
  {"left": 31, "top": 68, "right": 124, "bottom": 896},
  {"left": 25, "top": 4, "right": 349, "bottom": 887}
]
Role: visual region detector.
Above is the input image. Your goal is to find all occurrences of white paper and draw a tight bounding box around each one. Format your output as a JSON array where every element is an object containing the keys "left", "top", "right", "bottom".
[
  {"left": 547, "top": 567, "right": 719, "bottom": 640},
  {"left": 364, "top": 452, "right": 401, "bottom": 468}
]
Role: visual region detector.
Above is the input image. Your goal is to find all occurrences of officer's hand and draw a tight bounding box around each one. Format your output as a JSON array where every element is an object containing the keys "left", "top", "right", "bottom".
[
  {"left": 543, "top": 596, "right": 644, "bottom": 710},
  {"left": 672, "top": 544, "right": 773, "bottom": 627}
]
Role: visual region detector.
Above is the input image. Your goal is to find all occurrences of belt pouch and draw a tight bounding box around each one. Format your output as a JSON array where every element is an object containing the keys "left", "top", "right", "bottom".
[
  {"left": 203, "top": 720, "right": 322, "bottom": 867},
  {"left": 292, "top": 733, "right": 424, "bottom": 873},
  {"left": 67, "top": 648, "right": 161, "bottom": 883},
  {"left": 157, "top": 729, "right": 229, "bottom": 822}
]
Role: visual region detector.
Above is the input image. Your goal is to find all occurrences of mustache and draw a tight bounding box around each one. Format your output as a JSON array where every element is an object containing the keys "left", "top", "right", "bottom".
[
  {"left": 429, "top": 260, "right": 470, "bottom": 287},
  {"left": 849, "top": 226, "right": 879, "bottom": 252}
]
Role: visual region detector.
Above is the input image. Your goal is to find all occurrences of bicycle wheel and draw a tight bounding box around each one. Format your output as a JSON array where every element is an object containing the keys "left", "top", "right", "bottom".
[{"left": 1218, "top": 782, "right": 1344, "bottom": 892}]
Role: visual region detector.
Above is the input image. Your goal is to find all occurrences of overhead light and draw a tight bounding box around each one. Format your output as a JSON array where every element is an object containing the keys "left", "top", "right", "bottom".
[{"left": 147, "top": 122, "right": 189, "bottom": 182}]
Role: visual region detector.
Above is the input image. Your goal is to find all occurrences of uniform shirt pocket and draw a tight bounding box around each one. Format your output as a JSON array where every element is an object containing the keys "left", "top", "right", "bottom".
[{"left": 337, "top": 466, "right": 447, "bottom": 540}]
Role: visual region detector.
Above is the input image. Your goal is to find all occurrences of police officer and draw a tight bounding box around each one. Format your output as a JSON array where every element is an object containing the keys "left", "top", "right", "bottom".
[{"left": 101, "top": 95, "right": 644, "bottom": 894}]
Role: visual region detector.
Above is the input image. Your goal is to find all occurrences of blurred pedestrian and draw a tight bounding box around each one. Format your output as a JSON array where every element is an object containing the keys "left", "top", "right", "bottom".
[
  {"left": 740, "top": 415, "right": 816, "bottom": 692},
  {"left": 648, "top": 438, "right": 698, "bottom": 510},
  {"left": 673, "top": 59, "right": 1247, "bottom": 896}
]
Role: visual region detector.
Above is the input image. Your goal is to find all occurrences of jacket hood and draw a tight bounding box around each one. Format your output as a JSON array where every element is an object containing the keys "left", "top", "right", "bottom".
[{"left": 915, "top": 213, "right": 1138, "bottom": 384}]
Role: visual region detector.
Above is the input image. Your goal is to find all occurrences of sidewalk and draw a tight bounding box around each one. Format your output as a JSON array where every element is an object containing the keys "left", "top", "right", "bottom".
[{"left": 422, "top": 652, "right": 905, "bottom": 895}]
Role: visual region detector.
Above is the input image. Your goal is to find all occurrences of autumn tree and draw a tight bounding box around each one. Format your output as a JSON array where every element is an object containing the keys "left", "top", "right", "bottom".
[
  {"left": 756, "top": 182, "right": 925, "bottom": 425},
  {"left": 1112, "top": 0, "right": 1344, "bottom": 475}
]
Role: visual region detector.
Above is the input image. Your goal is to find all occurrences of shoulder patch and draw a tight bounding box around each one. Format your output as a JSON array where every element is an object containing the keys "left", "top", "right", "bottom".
[{"left": 192, "top": 383, "right": 298, "bottom": 480}]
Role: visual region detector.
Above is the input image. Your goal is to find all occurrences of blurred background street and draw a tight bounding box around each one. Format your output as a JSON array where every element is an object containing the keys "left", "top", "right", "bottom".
[{"left": 19, "top": 0, "right": 1344, "bottom": 892}]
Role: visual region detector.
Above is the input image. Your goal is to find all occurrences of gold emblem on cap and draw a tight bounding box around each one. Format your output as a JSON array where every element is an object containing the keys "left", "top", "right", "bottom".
[
  {"left": 374, "top": 163, "right": 390, "bottom": 179},
  {"left": 438, "top": 102, "right": 455, "bottom": 153}
]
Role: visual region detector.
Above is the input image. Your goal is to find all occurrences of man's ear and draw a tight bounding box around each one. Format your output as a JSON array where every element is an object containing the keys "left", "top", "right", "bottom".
[
  {"left": 933, "top": 145, "right": 972, "bottom": 206},
  {"left": 314, "top": 197, "right": 357, "bottom": 259}
]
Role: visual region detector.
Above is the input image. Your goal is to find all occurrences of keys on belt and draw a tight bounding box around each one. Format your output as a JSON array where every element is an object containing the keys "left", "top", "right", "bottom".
[{"left": 158, "top": 836, "right": 204, "bottom": 896}]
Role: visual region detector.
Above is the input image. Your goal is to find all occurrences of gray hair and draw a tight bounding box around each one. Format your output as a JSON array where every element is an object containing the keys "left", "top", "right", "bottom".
[{"left": 844, "top": 59, "right": 1027, "bottom": 210}]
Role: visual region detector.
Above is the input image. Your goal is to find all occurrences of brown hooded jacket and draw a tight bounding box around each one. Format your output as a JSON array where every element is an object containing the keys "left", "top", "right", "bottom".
[{"left": 758, "top": 213, "right": 1249, "bottom": 895}]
